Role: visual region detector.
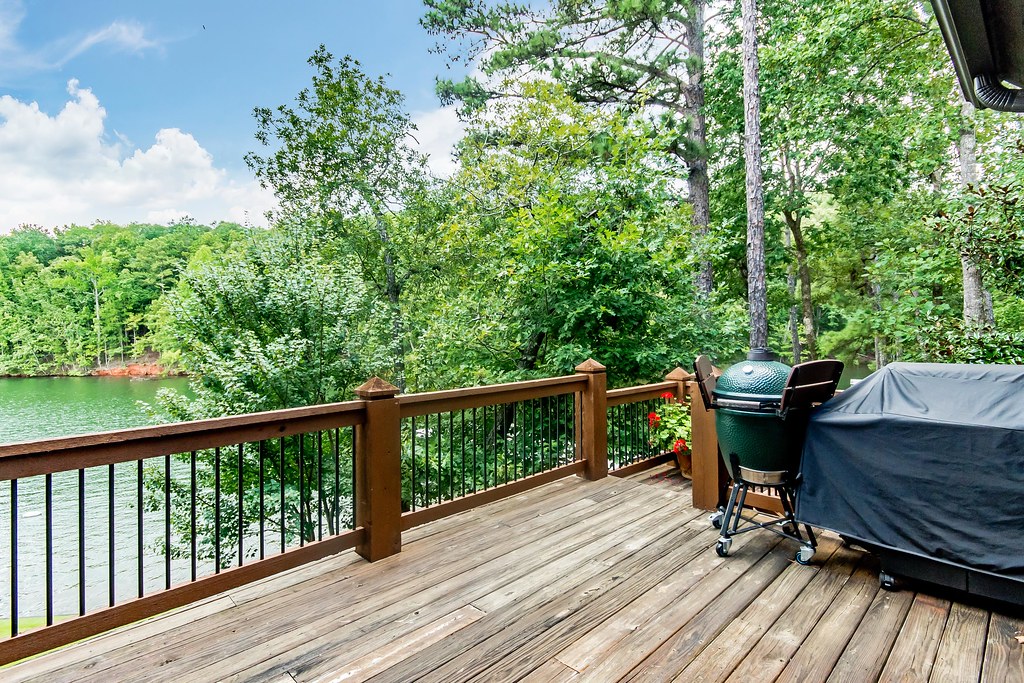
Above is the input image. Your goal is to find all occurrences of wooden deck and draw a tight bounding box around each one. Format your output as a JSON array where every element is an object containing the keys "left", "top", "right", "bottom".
[{"left": 5, "top": 466, "right": 1023, "bottom": 682}]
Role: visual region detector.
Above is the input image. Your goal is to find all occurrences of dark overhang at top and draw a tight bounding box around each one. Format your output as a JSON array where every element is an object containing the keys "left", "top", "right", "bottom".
[{"left": 932, "top": 0, "right": 1024, "bottom": 111}]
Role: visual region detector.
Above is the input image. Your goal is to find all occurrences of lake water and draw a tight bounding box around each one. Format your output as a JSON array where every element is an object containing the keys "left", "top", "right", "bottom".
[
  {"left": 0, "top": 376, "right": 191, "bottom": 445},
  {"left": 0, "top": 377, "right": 198, "bottom": 622}
]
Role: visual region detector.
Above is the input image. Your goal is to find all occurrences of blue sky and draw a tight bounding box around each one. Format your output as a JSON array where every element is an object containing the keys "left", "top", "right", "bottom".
[{"left": 0, "top": 0, "right": 467, "bottom": 229}]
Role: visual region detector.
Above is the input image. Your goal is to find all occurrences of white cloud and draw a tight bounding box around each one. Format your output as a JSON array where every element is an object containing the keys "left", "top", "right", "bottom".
[
  {"left": 410, "top": 106, "right": 465, "bottom": 178},
  {"left": 0, "top": 81, "right": 275, "bottom": 231},
  {"left": 0, "top": 1, "right": 162, "bottom": 81},
  {"left": 57, "top": 21, "right": 161, "bottom": 66}
]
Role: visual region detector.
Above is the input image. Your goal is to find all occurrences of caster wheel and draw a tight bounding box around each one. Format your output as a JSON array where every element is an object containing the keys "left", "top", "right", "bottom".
[
  {"left": 709, "top": 511, "right": 724, "bottom": 530},
  {"left": 796, "top": 545, "right": 815, "bottom": 565},
  {"left": 715, "top": 538, "right": 732, "bottom": 557},
  {"left": 879, "top": 571, "right": 898, "bottom": 591}
]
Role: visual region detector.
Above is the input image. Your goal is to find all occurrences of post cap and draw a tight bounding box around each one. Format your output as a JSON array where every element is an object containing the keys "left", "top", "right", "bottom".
[
  {"left": 665, "top": 367, "right": 693, "bottom": 382},
  {"left": 575, "top": 358, "right": 606, "bottom": 373},
  {"left": 354, "top": 377, "right": 401, "bottom": 399}
]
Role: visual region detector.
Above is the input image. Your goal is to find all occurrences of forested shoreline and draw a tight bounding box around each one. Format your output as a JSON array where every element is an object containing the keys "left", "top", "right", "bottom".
[
  {"left": 5, "top": 0, "right": 1024, "bottom": 416},
  {"left": 0, "top": 222, "right": 251, "bottom": 377}
]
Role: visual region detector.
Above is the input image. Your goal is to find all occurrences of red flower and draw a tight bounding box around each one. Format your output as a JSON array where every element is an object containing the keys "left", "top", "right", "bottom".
[
  {"left": 648, "top": 412, "right": 661, "bottom": 428},
  {"left": 673, "top": 438, "right": 688, "bottom": 454},
  {"left": 661, "top": 391, "right": 674, "bottom": 400}
]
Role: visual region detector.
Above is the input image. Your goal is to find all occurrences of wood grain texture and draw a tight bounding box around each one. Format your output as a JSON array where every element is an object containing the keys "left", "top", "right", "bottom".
[
  {"left": 4, "top": 471, "right": 1005, "bottom": 683},
  {"left": 878, "top": 593, "right": 952, "bottom": 682},
  {"left": 929, "top": 602, "right": 989, "bottom": 683},
  {"left": 981, "top": 612, "right": 1024, "bottom": 683}
]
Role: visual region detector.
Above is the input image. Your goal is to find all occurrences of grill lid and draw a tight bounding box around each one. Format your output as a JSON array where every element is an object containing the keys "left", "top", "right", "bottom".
[{"left": 713, "top": 348, "right": 791, "bottom": 405}]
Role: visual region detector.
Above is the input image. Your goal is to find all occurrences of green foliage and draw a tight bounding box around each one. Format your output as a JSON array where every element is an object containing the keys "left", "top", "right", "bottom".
[
  {"left": 650, "top": 393, "right": 692, "bottom": 457},
  {"left": 155, "top": 226, "right": 373, "bottom": 417},
  {"left": 933, "top": 133, "right": 1024, "bottom": 298},
  {"left": 148, "top": 225, "right": 373, "bottom": 562},
  {"left": 413, "top": 83, "right": 703, "bottom": 387},
  {"left": 245, "top": 46, "right": 440, "bottom": 390}
]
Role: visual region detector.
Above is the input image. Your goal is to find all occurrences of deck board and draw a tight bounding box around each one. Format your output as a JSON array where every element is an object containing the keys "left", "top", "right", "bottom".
[{"left": 5, "top": 466, "right": 1022, "bottom": 683}]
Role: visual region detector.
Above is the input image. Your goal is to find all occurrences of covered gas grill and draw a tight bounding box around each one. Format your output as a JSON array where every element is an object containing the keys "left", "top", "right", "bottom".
[
  {"left": 694, "top": 351, "right": 843, "bottom": 564},
  {"left": 796, "top": 362, "right": 1024, "bottom": 606}
]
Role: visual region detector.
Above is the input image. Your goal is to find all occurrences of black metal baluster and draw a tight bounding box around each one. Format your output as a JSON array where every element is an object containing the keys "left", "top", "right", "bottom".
[
  {"left": 79, "top": 468, "right": 86, "bottom": 615},
  {"left": 238, "top": 443, "right": 244, "bottom": 567},
  {"left": 10, "top": 479, "right": 18, "bottom": 636},
  {"left": 45, "top": 473, "right": 53, "bottom": 625},
  {"left": 641, "top": 401, "right": 648, "bottom": 461},
  {"left": 556, "top": 395, "right": 563, "bottom": 465},
  {"left": 460, "top": 410, "right": 466, "bottom": 498},
  {"left": 471, "top": 408, "right": 478, "bottom": 493},
  {"left": 607, "top": 404, "right": 613, "bottom": 470},
  {"left": 503, "top": 405, "right": 509, "bottom": 484},
  {"left": 643, "top": 401, "right": 651, "bottom": 458},
  {"left": 259, "top": 441, "right": 265, "bottom": 560},
  {"left": 279, "top": 438, "right": 285, "bottom": 554},
  {"left": 567, "top": 394, "right": 574, "bottom": 462},
  {"left": 512, "top": 404, "right": 519, "bottom": 481},
  {"left": 437, "top": 413, "right": 443, "bottom": 502},
  {"left": 138, "top": 459, "right": 144, "bottom": 598},
  {"left": 317, "top": 432, "right": 323, "bottom": 541},
  {"left": 481, "top": 407, "right": 487, "bottom": 489},
  {"left": 190, "top": 451, "right": 197, "bottom": 582},
  {"left": 543, "top": 398, "right": 548, "bottom": 470},
  {"left": 298, "top": 434, "right": 305, "bottom": 547},
  {"left": 108, "top": 463, "right": 115, "bottom": 607},
  {"left": 333, "top": 429, "right": 340, "bottom": 534},
  {"left": 448, "top": 412, "right": 454, "bottom": 502},
  {"left": 425, "top": 416, "right": 430, "bottom": 506},
  {"left": 531, "top": 399, "right": 537, "bottom": 474},
  {"left": 215, "top": 447, "right": 221, "bottom": 573},
  {"left": 610, "top": 405, "right": 618, "bottom": 471},
  {"left": 350, "top": 429, "right": 357, "bottom": 529},
  {"left": 165, "top": 454, "right": 171, "bottom": 590},
  {"left": 630, "top": 402, "right": 636, "bottom": 463},
  {"left": 411, "top": 416, "right": 417, "bottom": 511}
]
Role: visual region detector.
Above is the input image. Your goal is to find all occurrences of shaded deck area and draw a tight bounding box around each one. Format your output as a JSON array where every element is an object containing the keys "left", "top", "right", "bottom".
[{"left": 6, "top": 466, "right": 1023, "bottom": 682}]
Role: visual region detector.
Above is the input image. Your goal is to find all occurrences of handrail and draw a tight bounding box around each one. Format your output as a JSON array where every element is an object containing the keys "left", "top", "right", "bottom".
[
  {"left": 607, "top": 380, "right": 680, "bottom": 407},
  {"left": 0, "top": 401, "right": 367, "bottom": 481},
  {"left": 399, "top": 375, "right": 587, "bottom": 417}
]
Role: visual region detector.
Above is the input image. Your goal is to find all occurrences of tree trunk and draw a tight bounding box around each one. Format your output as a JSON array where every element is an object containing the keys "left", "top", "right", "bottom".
[
  {"left": 741, "top": 0, "right": 767, "bottom": 349},
  {"left": 92, "top": 279, "right": 103, "bottom": 366},
  {"left": 958, "top": 99, "right": 992, "bottom": 326},
  {"left": 783, "top": 226, "right": 801, "bottom": 363},
  {"left": 683, "top": 0, "right": 713, "bottom": 296},
  {"left": 784, "top": 212, "right": 817, "bottom": 360},
  {"left": 375, "top": 216, "right": 408, "bottom": 392}
]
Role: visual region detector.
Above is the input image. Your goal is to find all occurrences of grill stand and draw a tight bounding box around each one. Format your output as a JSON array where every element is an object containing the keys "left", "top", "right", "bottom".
[{"left": 710, "top": 453, "right": 817, "bottom": 565}]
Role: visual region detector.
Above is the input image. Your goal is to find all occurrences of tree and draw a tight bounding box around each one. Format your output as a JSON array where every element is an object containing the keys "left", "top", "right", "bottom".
[
  {"left": 740, "top": 0, "right": 767, "bottom": 350},
  {"left": 246, "top": 46, "right": 430, "bottom": 390},
  {"left": 417, "top": 82, "right": 708, "bottom": 388},
  {"left": 152, "top": 226, "right": 374, "bottom": 560},
  {"left": 706, "top": 0, "right": 957, "bottom": 361},
  {"left": 956, "top": 100, "right": 994, "bottom": 326},
  {"left": 422, "top": 0, "right": 716, "bottom": 295}
]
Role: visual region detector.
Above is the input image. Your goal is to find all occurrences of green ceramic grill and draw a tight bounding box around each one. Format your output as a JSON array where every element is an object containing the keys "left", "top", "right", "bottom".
[{"left": 712, "top": 348, "right": 798, "bottom": 481}]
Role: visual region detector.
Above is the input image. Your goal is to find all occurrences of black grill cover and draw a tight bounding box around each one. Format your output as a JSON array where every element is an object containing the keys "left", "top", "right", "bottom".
[{"left": 796, "top": 362, "right": 1024, "bottom": 580}]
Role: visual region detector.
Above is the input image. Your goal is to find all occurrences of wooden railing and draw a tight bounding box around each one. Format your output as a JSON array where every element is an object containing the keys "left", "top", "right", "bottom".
[{"left": 0, "top": 359, "right": 689, "bottom": 663}]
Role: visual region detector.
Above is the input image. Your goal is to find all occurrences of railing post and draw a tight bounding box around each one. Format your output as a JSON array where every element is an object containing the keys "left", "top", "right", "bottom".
[
  {"left": 575, "top": 359, "right": 608, "bottom": 480},
  {"left": 688, "top": 374, "right": 727, "bottom": 511},
  {"left": 665, "top": 367, "right": 693, "bottom": 475},
  {"left": 354, "top": 377, "right": 402, "bottom": 562}
]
